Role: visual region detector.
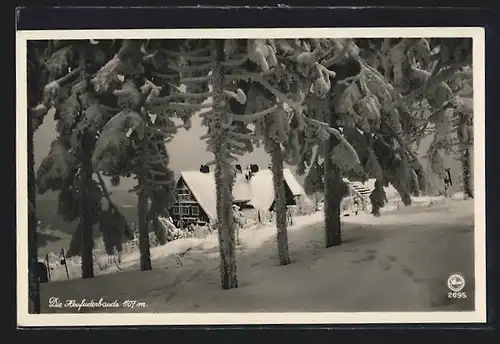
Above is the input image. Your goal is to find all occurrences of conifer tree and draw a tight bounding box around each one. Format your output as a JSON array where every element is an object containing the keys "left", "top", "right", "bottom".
[
  {"left": 293, "top": 38, "right": 472, "bottom": 247},
  {"left": 36, "top": 40, "right": 135, "bottom": 276},
  {"left": 225, "top": 39, "right": 342, "bottom": 262},
  {"left": 147, "top": 39, "right": 292, "bottom": 286},
  {"left": 373, "top": 38, "right": 473, "bottom": 198},
  {"left": 90, "top": 39, "right": 181, "bottom": 271},
  {"left": 441, "top": 66, "right": 473, "bottom": 198},
  {"left": 26, "top": 40, "right": 54, "bottom": 313},
  {"left": 224, "top": 39, "right": 295, "bottom": 266}
]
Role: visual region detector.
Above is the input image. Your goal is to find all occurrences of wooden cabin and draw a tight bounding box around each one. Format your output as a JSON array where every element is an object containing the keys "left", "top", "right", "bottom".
[{"left": 169, "top": 164, "right": 306, "bottom": 228}]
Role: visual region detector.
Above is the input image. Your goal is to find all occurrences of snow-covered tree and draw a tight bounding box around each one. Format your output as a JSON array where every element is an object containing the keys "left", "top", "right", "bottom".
[
  {"left": 90, "top": 39, "right": 181, "bottom": 271},
  {"left": 222, "top": 39, "right": 299, "bottom": 266},
  {"left": 223, "top": 38, "right": 347, "bottom": 263},
  {"left": 142, "top": 38, "right": 302, "bottom": 286},
  {"left": 35, "top": 41, "right": 100, "bottom": 278},
  {"left": 26, "top": 40, "right": 55, "bottom": 313},
  {"left": 294, "top": 38, "right": 471, "bottom": 246},
  {"left": 36, "top": 40, "right": 135, "bottom": 276},
  {"left": 370, "top": 38, "right": 473, "bottom": 198}
]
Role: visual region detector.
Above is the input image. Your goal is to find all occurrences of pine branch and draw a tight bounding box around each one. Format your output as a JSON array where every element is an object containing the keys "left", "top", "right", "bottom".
[
  {"left": 148, "top": 169, "right": 167, "bottom": 176},
  {"left": 161, "top": 47, "right": 209, "bottom": 58},
  {"left": 149, "top": 91, "right": 213, "bottom": 105},
  {"left": 151, "top": 72, "right": 178, "bottom": 80},
  {"left": 52, "top": 67, "right": 83, "bottom": 86},
  {"left": 228, "top": 131, "right": 257, "bottom": 140},
  {"left": 169, "top": 102, "right": 212, "bottom": 110},
  {"left": 392, "top": 64, "right": 463, "bottom": 109},
  {"left": 306, "top": 117, "right": 360, "bottom": 165},
  {"left": 229, "top": 72, "right": 304, "bottom": 113},
  {"left": 145, "top": 178, "right": 172, "bottom": 185},
  {"left": 223, "top": 55, "right": 249, "bottom": 67},
  {"left": 228, "top": 138, "right": 248, "bottom": 150},
  {"left": 167, "top": 61, "right": 214, "bottom": 73},
  {"left": 180, "top": 75, "right": 211, "bottom": 84},
  {"left": 146, "top": 156, "right": 169, "bottom": 164},
  {"left": 231, "top": 105, "right": 278, "bottom": 122},
  {"left": 321, "top": 39, "right": 353, "bottom": 67},
  {"left": 95, "top": 170, "right": 133, "bottom": 233}
]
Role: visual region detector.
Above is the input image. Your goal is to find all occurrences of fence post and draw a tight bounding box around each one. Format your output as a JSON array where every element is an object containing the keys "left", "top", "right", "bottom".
[
  {"left": 45, "top": 253, "right": 51, "bottom": 282},
  {"left": 60, "top": 248, "right": 70, "bottom": 279}
]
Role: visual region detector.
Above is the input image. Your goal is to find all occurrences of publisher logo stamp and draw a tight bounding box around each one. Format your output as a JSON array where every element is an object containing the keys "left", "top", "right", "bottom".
[
  {"left": 447, "top": 274, "right": 465, "bottom": 292},
  {"left": 447, "top": 273, "right": 467, "bottom": 299}
]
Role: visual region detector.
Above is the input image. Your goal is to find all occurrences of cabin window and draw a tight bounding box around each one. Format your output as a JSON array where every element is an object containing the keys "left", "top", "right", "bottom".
[
  {"left": 173, "top": 206, "right": 179, "bottom": 215},
  {"left": 191, "top": 206, "right": 199, "bottom": 216},
  {"left": 179, "top": 194, "right": 192, "bottom": 202},
  {"left": 182, "top": 206, "right": 190, "bottom": 215}
]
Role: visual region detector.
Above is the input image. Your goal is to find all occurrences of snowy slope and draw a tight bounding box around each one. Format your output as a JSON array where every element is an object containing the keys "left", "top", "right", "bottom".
[{"left": 39, "top": 198, "right": 475, "bottom": 317}]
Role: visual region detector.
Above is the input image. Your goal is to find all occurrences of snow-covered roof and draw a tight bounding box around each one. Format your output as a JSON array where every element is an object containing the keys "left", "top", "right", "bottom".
[
  {"left": 343, "top": 178, "right": 399, "bottom": 200},
  {"left": 360, "top": 178, "right": 399, "bottom": 199},
  {"left": 179, "top": 168, "right": 305, "bottom": 220}
]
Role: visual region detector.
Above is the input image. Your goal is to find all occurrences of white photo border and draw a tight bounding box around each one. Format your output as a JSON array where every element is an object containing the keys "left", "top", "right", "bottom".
[{"left": 16, "top": 27, "right": 487, "bottom": 326}]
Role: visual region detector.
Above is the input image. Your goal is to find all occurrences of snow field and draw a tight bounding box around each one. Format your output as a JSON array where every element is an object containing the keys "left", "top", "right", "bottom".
[{"left": 40, "top": 197, "right": 474, "bottom": 314}]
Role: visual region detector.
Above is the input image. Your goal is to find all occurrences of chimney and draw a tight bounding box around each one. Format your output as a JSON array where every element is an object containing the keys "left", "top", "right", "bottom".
[
  {"left": 235, "top": 164, "right": 242, "bottom": 173},
  {"left": 244, "top": 170, "right": 253, "bottom": 181},
  {"left": 200, "top": 164, "right": 210, "bottom": 173},
  {"left": 250, "top": 164, "right": 259, "bottom": 173}
]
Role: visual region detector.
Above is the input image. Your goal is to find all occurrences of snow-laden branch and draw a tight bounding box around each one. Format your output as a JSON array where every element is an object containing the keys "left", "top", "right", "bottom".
[
  {"left": 223, "top": 55, "right": 249, "bottom": 67},
  {"left": 167, "top": 61, "right": 214, "bottom": 73},
  {"left": 397, "top": 65, "right": 462, "bottom": 107},
  {"left": 52, "top": 66, "right": 83, "bottom": 86},
  {"left": 151, "top": 72, "right": 178, "bottom": 80},
  {"left": 145, "top": 125, "right": 183, "bottom": 138},
  {"left": 146, "top": 156, "right": 169, "bottom": 165},
  {"left": 149, "top": 91, "right": 213, "bottom": 105},
  {"left": 145, "top": 178, "right": 172, "bottom": 185},
  {"left": 223, "top": 89, "right": 246, "bottom": 104},
  {"left": 228, "top": 131, "right": 257, "bottom": 140},
  {"left": 321, "top": 39, "right": 353, "bottom": 67},
  {"left": 307, "top": 117, "right": 360, "bottom": 165},
  {"left": 94, "top": 170, "right": 133, "bottom": 234},
  {"left": 231, "top": 104, "right": 278, "bottom": 123},
  {"left": 31, "top": 66, "right": 84, "bottom": 119},
  {"left": 181, "top": 75, "right": 211, "bottom": 84},
  {"left": 228, "top": 138, "right": 248, "bottom": 150},
  {"left": 316, "top": 63, "right": 337, "bottom": 78},
  {"left": 227, "top": 72, "right": 304, "bottom": 114},
  {"left": 147, "top": 168, "right": 167, "bottom": 176},
  {"left": 161, "top": 47, "right": 210, "bottom": 59},
  {"left": 169, "top": 102, "right": 213, "bottom": 110}
]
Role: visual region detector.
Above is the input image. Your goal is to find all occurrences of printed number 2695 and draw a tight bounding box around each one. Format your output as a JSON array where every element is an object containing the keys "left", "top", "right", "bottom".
[{"left": 448, "top": 292, "right": 467, "bottom": 299}]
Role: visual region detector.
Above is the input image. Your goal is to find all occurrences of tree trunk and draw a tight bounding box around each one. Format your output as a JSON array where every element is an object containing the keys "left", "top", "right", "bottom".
[
  {"left": 457, "top": 111, "right": 473, "bottom": 199},
  {"left": 323, "top": 117, "right": 342, "bottom": 248},
  {"left": 213, "top": 39, "right": 238, "bottom": 289},
  {"left": 27, "top": 116, "right": 40, "bottom": 314},
  {"left": 80, "top": 131, "right": 95, "bottom": 279},
  {"left": 137, "top": 124, "right": 152, "bottom": 271},
  {"left": 270, "top": 142, "right": 291, "bottom": 265},
  {"left": 138, "top": 188, "right": 152, "bottom": 270},
  {"left": 461, "top": 148, "right": 473, "bottom": 198}
]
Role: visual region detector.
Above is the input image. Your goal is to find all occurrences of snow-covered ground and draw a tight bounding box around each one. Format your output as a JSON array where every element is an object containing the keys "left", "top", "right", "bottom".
[{"left": 39, "top": 197, "right": 475, "bottom": 314}]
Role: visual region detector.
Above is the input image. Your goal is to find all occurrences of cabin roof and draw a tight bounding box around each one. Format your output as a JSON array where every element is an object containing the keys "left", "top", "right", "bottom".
[
  {"left": 344, "top": 178, "right": 399, "bottom": 199},
  {"left": 179, "top": 168, "right": 305, "bottom": 220}
]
